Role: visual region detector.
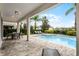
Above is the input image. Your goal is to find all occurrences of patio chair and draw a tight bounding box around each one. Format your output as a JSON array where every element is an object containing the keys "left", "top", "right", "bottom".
[
  {"left": 14, "top": 33, "right": 20, "bottom": 39},
  {"left": 42, "top": 48, "right": 60, "bottom": 56}
]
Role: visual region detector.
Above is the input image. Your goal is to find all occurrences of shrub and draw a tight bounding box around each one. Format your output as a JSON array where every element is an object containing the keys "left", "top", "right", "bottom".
[
  {"left": 44, "top": 29, "right": 54, "bottom": 33},
  {"left": 53, "top": 30, "right": 60, "bottom": 34},
  {"left": 30, "top": 26, "right": 34, "bottom": 34},
  {"left": 21, "top": 29, "right": 27, "bottom": 35},
  {"left": 66, "top": 31, "right": 76, "bottom": 36}
]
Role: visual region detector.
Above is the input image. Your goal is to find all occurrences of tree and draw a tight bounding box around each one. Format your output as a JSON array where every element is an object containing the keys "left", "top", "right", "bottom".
[
  {"left": 65, "top": 4, "right": 76, "bottom": 15},
  {"left": 41, "top": 16, "right": 50, "bottom": 32},
  {"left": 31, "top": 15, "right": 40, "bottom": 30},
  {"left": 65, "top": 4, "right": 76, "bottom": 29}
]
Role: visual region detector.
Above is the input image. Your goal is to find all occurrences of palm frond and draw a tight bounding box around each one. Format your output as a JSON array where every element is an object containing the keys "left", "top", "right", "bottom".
[
  {"left": 31, "top": 15, "right": 39, "bottom": 21},
  {"left": 65, "top": 7, "right": 75, "bottom": 15}
]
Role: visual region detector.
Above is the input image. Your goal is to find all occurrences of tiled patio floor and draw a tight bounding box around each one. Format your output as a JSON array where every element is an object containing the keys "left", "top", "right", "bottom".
[
  {"left": 0, "top": 35, "right": 76, "bottom": 56},
  {"left": 0, "top": 36, "right": 44, "bottom": 56}
]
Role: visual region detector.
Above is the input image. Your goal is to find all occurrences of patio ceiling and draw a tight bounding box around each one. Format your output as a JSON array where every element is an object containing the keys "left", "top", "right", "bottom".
[{"left": 0, "top": 3, "right": 57, "bottom": 22}]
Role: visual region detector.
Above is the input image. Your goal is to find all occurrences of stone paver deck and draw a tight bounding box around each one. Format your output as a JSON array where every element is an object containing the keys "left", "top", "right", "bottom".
[{"left": 0, "top": 35, "right": 76, "bottom": 56}]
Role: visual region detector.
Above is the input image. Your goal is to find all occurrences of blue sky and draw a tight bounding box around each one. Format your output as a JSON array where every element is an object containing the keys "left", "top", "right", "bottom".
[{"left": 31, "top": 3, "right": 76, "bottom": 28}]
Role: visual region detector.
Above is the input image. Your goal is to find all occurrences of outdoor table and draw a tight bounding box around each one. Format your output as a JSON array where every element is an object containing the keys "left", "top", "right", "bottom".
[{"left": 7, "top": 32, "right": 20, "bottom": 39}]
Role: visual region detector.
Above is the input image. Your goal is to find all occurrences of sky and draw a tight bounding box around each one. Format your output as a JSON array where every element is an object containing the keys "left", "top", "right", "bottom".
[{"left": 30, "top": 3, "right": 76, "bottom": 28}]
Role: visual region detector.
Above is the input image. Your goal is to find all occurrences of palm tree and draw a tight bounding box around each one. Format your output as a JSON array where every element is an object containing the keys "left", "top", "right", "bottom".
[
  {"left": 41, "top": 16, "right": 49, "bottom": 32},
  {"left": 65, "top": 4, "right": 76, "bottom": 15},
  {"left": 31, "top": 15, "right": 39, "bottom": 30},
  {"left": 65, "top": 4, "right": 76, "bottom": 29}
]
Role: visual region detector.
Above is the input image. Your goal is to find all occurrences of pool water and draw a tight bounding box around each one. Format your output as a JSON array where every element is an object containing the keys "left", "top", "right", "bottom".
[{"left": 38, "top": 34, "right": 76, "bottom": 48}]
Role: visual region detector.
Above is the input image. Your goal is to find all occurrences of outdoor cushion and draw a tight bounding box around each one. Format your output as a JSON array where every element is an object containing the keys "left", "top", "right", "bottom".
[{"left": 42, "top": 48, "right": 60, "bottom": 56}]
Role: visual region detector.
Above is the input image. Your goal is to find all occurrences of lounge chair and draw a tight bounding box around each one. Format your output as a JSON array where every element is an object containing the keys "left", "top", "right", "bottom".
[{"left": 42, "top": 48, "right": 60, "bottom": 56}]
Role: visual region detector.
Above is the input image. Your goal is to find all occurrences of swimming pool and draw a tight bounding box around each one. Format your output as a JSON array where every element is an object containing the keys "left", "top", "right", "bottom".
[{"left": 38, "top": 34, "right": 76, "bottom": 48}]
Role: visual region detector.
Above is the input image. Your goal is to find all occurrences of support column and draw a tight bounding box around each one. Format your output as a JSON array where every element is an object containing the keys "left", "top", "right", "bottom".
[
  {"left": 17, "top": 22, "right": 20, "bottom": 33},
  {"left": 76, "top": 4, "right": 79, "bottom": 56},
  {"left": 27, "top": 18, "right": 30, "bottom": 41},
  {"left": 0, "top": 13, "right": 3, "bottom": 49}
]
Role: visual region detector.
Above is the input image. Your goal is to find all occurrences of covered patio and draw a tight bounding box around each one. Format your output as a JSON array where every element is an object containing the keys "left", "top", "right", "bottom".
[
  {"left": 0, "top": 3, "right": 57, "bottom": 47},
  {"left": 0, "top": 3, "right": 78, "bottom": 56},
  {"left": 0, "top": 3, "right": 59, "bottom": 56}
]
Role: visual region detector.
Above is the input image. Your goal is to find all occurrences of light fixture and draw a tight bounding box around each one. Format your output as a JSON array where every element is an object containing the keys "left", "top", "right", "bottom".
[{"left": 15, "top": 10, "right": 19, "bottom": 15}]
